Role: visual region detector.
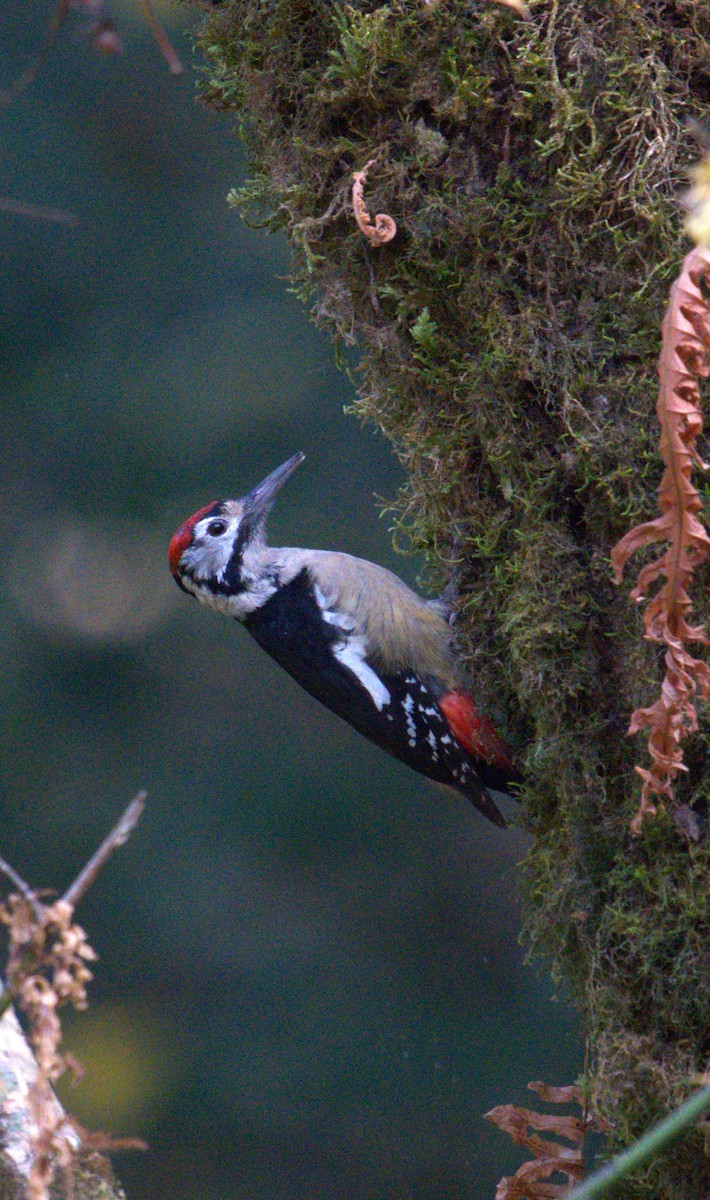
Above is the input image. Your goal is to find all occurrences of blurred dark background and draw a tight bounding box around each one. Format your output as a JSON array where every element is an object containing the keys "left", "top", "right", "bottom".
[{"left": 0, "top": 3, "right": 581, "bottom": 1197}]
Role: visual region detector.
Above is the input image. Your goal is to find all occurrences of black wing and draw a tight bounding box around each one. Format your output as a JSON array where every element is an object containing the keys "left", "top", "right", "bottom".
[{"left": 243, "top": 570, "right": 505, "bottom": 824}]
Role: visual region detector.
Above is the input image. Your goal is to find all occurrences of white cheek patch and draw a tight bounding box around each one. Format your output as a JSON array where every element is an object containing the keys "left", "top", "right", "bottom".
[
  {"left": 333, "top": 637, "right": 391, "bottom": 711},
  {"left": 183, "top": 528, "right": 235, "bottom": 583},
  {"left": 183, "top": 579, "right": 229, "bottom": 614}
]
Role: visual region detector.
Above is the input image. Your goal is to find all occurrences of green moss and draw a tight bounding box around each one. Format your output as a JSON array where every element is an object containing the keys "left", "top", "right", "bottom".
[{"left": 196, "top": 0, "right": 710, "bottom": 1192}]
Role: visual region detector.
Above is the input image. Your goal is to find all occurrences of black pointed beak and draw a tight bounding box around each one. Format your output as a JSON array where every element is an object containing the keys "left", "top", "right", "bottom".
[{"left": 242, "top": 452, "right": 305, "bottom": 518}]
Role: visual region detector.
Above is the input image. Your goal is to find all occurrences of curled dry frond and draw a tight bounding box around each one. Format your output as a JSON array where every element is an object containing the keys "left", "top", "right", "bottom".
[
  {"left": 612, "top": 246, "right": 710, "bottom": 834},
  {"left": 351, "top": 160, "right": 397, "bottom": 246},
  {"left": 485, "top": 1081, "right": 611, "bottom": 1199}
]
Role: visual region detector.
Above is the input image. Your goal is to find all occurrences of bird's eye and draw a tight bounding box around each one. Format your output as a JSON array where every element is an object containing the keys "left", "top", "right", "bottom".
[{"left": 206, "top": 519, "right": 228, "bottom": 537}]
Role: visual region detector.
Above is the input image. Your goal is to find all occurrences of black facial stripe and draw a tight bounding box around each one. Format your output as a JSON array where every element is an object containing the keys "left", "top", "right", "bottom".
[{"left": 221, "top": 518, "right": 254, "bottom": 592}]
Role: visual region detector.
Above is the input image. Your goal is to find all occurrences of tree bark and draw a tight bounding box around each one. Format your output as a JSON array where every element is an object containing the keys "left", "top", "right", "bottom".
[{"left": 0, "top": 1006, "right": 124, "bottom": 1200}]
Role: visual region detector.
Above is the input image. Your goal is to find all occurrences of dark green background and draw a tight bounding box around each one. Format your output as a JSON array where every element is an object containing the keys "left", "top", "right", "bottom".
[{"left": 0, "top": 3, "right": 580, "bottom": 1197}]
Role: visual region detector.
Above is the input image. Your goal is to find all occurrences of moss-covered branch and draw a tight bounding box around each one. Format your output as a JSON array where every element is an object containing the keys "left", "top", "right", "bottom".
[{"left": 194, "top": 1, "right": 710, "bottom": 1193}]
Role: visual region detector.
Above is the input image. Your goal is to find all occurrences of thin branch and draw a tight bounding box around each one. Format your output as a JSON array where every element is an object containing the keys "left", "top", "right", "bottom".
[
  {"left": 567, "top": 1087, "right": 710, "bottom": 1200},
  {"left": 62, "top": 791, "right": 147, "bottom": 909},
  {"left": 0, "top": 0, "right": 71, "bottom": 107},
  {"left": 0, "top": 198, "right": 79, "bottom": 226},
  {"left": 136, "top": 0, "right": 184, "bottom": 75},
  {"left": 0, "top": 859, "right": 39, "bottom": 909},
  {"left": 0, "top": 793, "right": 146, "bottom": 1022}
]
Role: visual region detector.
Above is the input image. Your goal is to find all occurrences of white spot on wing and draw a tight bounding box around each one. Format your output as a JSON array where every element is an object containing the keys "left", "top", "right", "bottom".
[{"left": 402, "top": 694, "right": 417, "bottom": 743}]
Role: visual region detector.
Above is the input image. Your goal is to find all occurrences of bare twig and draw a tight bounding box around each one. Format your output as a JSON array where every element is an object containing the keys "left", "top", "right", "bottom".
[
  {"left": 0, "top": 792, "right": 147, "bottom": 1021},
  {"left": 0, "top": 198, "right": 79, "bottom": 226},
  {"left": 0, "top": 792, "right": 148, "bottom": 1199},
  {"left": 0, "top": 859, "right": 42, "bottom": 915},
  {"left": 62, "top": 791, "right": 147, "bottom": 909},
  {"left": 0, "top": 0, "right": 182, "bottom": 110},
  {"left": 136, "top": 0, "right": 184, "bottom": 75},
  {"left": 0, "top": 0, "right": 71, "bottom": 107}
]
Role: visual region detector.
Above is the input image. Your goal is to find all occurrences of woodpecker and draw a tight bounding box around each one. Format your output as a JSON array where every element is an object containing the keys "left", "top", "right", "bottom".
[{"left": 168, "top": 453, "right": 520, "bottom": 825}]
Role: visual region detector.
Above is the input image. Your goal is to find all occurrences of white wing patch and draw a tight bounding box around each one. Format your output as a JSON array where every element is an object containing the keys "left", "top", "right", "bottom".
[
  {"left": 314, "top": 584, "right": 390, "bottom": 711},
  {"left": 333, "top": 638, "right": 391, "bottom": 711}
]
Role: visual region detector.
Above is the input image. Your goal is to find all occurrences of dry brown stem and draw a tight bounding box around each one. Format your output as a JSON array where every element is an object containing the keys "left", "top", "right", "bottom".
[
  {"left": 612, "top": 246, "right": 710, "bottom": 833},
  {"left": 135, "top": 0, "right": 184, "bottom": 75},
  {"left": 351, "top": 160, "right": 397, "bottom": 246},
  {"left": 485, "top": 1082, "right": 610, "bottom": 1199}
]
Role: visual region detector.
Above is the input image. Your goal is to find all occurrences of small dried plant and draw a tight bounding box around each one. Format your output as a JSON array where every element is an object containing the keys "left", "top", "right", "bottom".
[
  {"left": 1, "top": 896, "right": 97, "bottom": 1200},
  {"left": 0, "top": 793, "right": 146, "bottom": 1200}
]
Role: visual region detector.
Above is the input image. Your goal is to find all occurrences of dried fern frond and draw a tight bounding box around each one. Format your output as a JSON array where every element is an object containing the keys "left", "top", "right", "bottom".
[
  {"left": 351, "top": 159, "right": 397, "bottom": 246},
  {"left": 612, "top": 246, "right": 710, "bottom": 833},
  {"left": 485, "top": 1081, "right": 610, "bottom": 1199}
]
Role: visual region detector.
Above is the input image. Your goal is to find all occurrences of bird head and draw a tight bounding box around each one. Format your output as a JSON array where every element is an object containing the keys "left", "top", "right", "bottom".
[{"left": 168, "top": 452, "right": 305, "bottom": 604}]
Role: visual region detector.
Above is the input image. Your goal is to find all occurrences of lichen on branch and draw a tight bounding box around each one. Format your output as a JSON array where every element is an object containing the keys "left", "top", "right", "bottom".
[{"left": 612, "top": 246, "right": 710, "bottom": 834}]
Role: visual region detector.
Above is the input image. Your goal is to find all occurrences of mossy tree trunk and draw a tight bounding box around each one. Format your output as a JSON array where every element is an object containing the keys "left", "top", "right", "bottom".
[{"left": 195, "top": 2, "right": 710, "bottom": 1194}]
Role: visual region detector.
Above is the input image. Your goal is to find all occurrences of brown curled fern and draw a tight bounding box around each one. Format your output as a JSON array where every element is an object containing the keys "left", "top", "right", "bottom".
[
  {"left": 485, "top": 1081, "right": 610, "bottom": 1200},
  {"left": 612, "top": 246, "right": 710, "bottom": 834}
]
